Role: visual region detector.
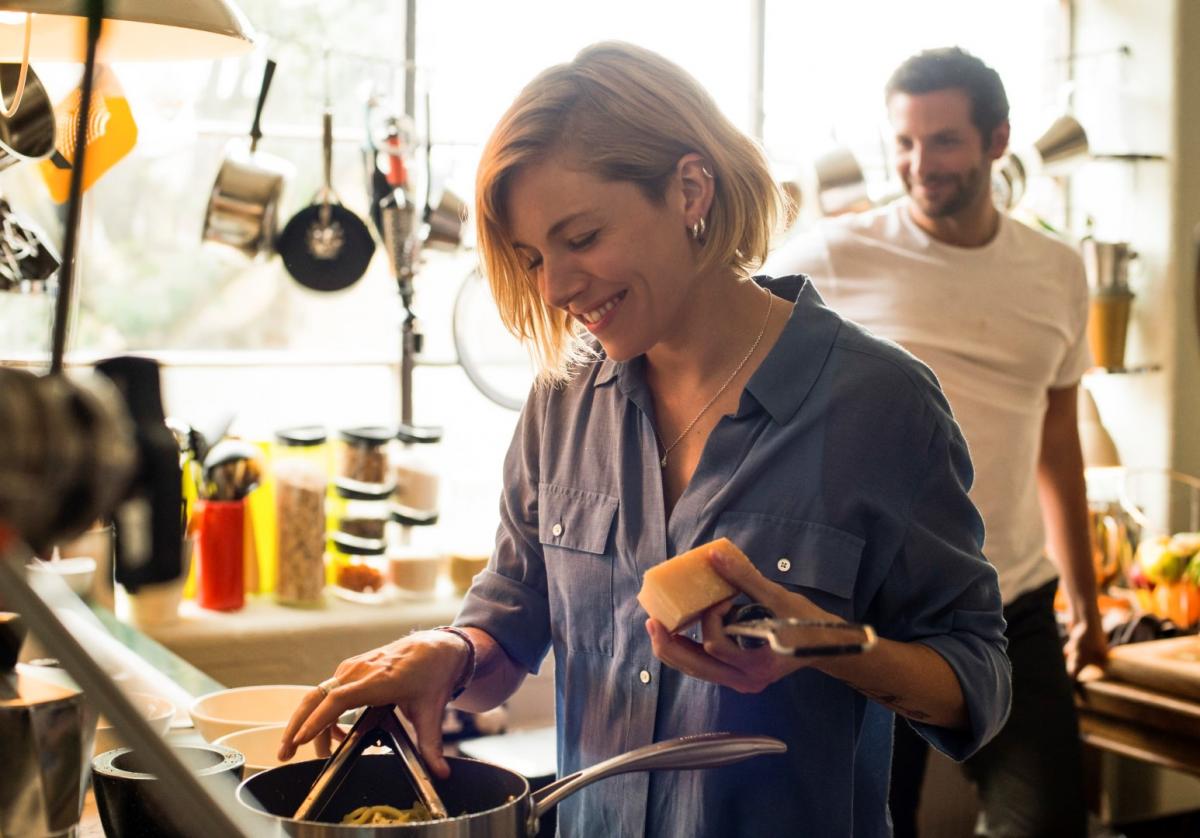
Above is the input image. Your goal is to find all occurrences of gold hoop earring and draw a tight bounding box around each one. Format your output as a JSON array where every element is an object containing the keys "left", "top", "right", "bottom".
[{"left": 689, "top": 217, "right": 707, "bottom": 243}]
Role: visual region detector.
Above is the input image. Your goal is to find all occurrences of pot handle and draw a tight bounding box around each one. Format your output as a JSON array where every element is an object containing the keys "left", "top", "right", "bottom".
[
  {"left": 248, "top": 59, "right": 276, "bottom": 153},
  {"left": 530, "top": 732, "right": 785, "bottom": 820}
]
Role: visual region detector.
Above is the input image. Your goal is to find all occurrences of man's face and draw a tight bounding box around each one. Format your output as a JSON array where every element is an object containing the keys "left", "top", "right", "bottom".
[{"left": 888, "top": 88, "right": 1005, "bottom": 219}]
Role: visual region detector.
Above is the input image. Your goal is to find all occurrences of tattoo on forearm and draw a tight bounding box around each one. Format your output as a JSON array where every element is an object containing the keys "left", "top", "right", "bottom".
[{"left": 839, "top": 680, "right": 930, "bottom": 721}]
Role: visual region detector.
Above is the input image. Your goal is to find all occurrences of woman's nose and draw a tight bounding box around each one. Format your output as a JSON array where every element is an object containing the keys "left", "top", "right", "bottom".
[{"left": 539, "top": 254, "right": 582, "bottom": 310}]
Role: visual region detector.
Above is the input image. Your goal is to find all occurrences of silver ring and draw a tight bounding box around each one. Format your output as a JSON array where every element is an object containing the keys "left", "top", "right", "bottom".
[{"left": 317, "top": 676, "right": 340, "bottom": 698}]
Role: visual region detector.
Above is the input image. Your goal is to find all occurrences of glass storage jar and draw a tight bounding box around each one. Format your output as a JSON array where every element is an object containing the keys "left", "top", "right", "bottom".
[
  {"left": 335, "top": 426, "right": 395, "bottom": 495},
  {"left": 391, "top": 443, "right": 441, "bottom": 516},
  {"left": 328, "top": 480, "right": 391, "bottom": 542},
  {"left": 329, "top": 530, "right": 387, "bottom": 596},
  {"left": 273, "top": 448, "right": 328, "bottom": 607}
]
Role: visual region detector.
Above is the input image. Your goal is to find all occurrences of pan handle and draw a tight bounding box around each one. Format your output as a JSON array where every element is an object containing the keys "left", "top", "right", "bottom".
[
  {"left": 248, "top": 59, "right": 276, "bottom": 153},
  {"left": 529, "top": 733, "right": 785, "bottom": 821}
]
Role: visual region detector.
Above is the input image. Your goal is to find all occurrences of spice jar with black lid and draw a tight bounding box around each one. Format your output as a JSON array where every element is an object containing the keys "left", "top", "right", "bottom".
[
  {"left": 329, "top": 479, "right": 391, "bottom": 542},
  {"left": 335, "top": 426, "right": 395, "bottom": 494},
  {"left": 329, "top": 529, "right": 387, "bottom": 594}
]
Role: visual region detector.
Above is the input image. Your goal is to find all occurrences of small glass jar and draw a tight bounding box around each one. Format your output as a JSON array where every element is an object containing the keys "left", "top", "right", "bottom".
[
  {"left": 391, "top": 444, "right": 441, "bottom": 515},
  {"left": 329, "top": 480, "right": 391, "bottom": 542},
  {"left": 272, "top": 425, "right": 330, "bottom": 473},
  {"left": 335, "top": 426, "right": 395, "bottom": 494},
  {"left": 272, "top": 427, "right": 329, "bottom": 607},
  {"left": 387, "top": 544, "right": 444, "bottom": 598},
  {"left": 329, "top": 530, "right": 387, "bottom": 594}
]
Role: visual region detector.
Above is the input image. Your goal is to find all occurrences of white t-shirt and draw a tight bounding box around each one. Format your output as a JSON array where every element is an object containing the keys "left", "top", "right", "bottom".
[{"left": 765, "top": 200, "right": 1091, "bottom": 604}]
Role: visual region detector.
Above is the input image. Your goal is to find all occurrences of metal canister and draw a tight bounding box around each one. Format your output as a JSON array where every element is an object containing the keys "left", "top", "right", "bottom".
[{"left": 0, "top": 612, "right": 97, "bottom": 838}]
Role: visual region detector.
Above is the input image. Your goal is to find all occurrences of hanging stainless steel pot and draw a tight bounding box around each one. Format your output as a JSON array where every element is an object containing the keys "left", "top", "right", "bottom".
[
  {"left": 237, "top": 732, "right": 785, "bottom": 836},
  {"left": 275, "top": 109, "right": 376, "bottom": 292},
  {"left": 0, "top": 62, "right": 56, "bottom": 172},
  {"left": 202, "top": 59, "right": 287, "bottom": 258}
]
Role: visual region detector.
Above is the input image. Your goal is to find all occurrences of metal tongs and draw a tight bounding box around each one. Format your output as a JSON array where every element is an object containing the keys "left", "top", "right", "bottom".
[
  {"left": 293, "top": 704, "right": 448, "bottom": 822},
  {"left": 722, "top": 604, "right": 877, "bottom": 657}
]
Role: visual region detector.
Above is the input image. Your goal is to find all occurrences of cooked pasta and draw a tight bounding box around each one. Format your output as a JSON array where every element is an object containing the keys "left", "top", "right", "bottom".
[{"left": 340, "top": 803, "right": 433, "bottom": 825}]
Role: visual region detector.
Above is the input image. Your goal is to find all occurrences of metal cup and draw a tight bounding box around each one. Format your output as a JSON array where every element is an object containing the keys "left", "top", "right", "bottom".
[
  {"left": 1082, "top": 238, "right": 1137, "bottom": 293},
  {"left": 1033, "top": 114, "right": 1089, "bottom": 175},
  {"left": 812, "top": 147, "right": 871, "bottom": 217}
]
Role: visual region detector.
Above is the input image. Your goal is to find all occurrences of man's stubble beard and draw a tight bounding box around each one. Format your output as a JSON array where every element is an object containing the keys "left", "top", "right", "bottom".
[{"left": 905, "top": 163, "right": 986, "bottom": 218}]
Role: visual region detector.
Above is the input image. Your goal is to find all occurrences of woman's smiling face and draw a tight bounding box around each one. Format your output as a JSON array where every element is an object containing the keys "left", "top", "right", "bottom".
[{"left": 504, "top": 156, "right": 698, "bottom": 362}]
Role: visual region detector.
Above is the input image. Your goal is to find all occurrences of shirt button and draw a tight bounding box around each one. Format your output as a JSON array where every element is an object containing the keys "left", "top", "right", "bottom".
[
  {"left": 551, "top": 522, "right": 563, "bottom": 537},
  {"left": 777, "top": 557, "right": 792, "bottom": 572},
  {"left": 639, "top": 669, "right": 651, "bottom": 685}
]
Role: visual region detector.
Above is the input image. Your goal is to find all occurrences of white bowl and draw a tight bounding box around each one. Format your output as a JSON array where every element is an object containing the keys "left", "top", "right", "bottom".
[
  {"left": 93, "top": 692, "right": 176, "bottom": 756},
  {"left": 215, "top": 723, "right": 347, "bottom": 776},
  {"left": 189, "top": 685, "right": 312, "bottom": 743},
  {"left": 27, "top": 556, "right": 97, "bottom": 599}
]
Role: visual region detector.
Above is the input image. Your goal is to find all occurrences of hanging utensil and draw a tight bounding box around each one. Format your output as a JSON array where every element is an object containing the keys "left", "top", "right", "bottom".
[
  {"left": 276, "top": 108, "right": 376, "bottom": 292},
  {"left": 0, "top": 61, "right": 56, "bottom": 172},
  {"left": 202, "top": 59, "right": 288, "bottom": 258}
]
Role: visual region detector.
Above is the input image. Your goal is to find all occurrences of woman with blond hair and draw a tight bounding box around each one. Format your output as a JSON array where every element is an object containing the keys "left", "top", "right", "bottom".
[{"left": 282, "top": 42, "right": 1010, "bottom": 837}]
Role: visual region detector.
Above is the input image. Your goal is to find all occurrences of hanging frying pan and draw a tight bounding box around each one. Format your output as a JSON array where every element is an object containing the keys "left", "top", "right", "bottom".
[{"left": 276, "top": 110, "right": 375, "bottom": 292}]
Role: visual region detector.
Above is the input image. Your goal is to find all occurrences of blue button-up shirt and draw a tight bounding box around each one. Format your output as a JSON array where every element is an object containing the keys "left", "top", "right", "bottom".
[{"left": 457, "top": 276, "right": 1010, "bottom": 837}]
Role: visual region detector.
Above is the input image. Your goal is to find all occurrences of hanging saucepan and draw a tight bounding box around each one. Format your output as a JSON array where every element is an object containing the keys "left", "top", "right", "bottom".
[
  {"left": 237, "top": 732, "right": 784, "bottom": 836},
  {"left": 0, "top": 61, "right": 56, "bottom": 172},
  {"left": 276, "top": 110, "right": 376, "bottom": 292},
  {"left": 202, "top": 59, "right": 288, "bottom": 258}
]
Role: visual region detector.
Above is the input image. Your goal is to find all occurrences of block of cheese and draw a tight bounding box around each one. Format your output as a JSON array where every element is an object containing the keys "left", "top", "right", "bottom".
[{"left": 637, "top": 537, "right": 743, "bottom": 633}]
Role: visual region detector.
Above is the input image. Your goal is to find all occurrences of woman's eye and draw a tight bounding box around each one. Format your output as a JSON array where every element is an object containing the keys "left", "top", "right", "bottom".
[
  {"left": 568, "top": 231, "right": 598, "bottom": 250},
  {"left": 524, "top": 256, "right": 542, "bottom": 272}
]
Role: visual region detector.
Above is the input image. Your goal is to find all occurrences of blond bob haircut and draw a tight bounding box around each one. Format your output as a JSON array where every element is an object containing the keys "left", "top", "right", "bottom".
[{"left": 475, "top": 41, "right": 785, "bottom": 385}]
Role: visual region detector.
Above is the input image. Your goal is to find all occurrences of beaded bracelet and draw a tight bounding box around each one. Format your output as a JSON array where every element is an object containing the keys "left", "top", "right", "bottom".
[{"left": 435, "top": 626, "right": 476, "bottom": 700}]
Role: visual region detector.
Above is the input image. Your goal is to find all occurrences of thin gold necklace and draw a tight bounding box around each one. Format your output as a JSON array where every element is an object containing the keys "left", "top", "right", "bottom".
[{"left": 658, "top": 288, "right": 773, "bottom": 468}]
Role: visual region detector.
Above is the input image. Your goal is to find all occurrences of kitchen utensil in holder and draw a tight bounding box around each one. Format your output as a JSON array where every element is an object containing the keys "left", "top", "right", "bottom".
[{"left": 293, "top": 704, "right": 448, "bottom": 823}]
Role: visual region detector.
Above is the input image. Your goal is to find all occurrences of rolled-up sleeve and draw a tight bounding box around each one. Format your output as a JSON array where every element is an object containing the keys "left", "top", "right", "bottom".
[
  {"left": 874, "top": 418, "right": 1012, "bottom": 760},
  {"left": 454, "top": 389, "right": 553, "bottom": 674}
]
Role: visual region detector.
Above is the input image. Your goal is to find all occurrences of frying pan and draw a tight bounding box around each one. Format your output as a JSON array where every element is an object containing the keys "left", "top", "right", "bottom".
[
  {"left": 237, "top": 732, "right": 785, "bottom": 836},
  {"left": 277, "top": 110, "right": 376, "bottom": 292}
]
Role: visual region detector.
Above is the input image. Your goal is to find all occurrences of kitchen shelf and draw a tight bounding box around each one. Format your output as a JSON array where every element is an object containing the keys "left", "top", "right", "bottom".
[
  {"left": 1091, "top": 153, "right": 1168, "bottom": 163},
  {"left": 1085, "top": 363, "right": 1163, "bottom": 376}
]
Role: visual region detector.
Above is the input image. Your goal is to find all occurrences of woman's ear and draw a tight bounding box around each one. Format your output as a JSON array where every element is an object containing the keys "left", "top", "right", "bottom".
[{"left": 675, "top": 152, "right": 716, "bottom": 228}]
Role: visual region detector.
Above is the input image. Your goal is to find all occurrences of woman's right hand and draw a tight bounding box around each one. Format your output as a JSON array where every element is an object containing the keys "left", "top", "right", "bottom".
[{"left": 276, "top": 629, "right": 472, "bottom": 778}]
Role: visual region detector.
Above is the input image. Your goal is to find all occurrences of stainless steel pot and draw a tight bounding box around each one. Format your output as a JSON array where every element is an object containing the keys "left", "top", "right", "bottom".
[
  {"left": 0, "top": 62, "right": 56, "bottom": 171},
  {"left": 202, "top": 60, "right": 287, "bottom": 258},
  {"left": 237, "top": 732, "right": 785, "bottom": 836}
]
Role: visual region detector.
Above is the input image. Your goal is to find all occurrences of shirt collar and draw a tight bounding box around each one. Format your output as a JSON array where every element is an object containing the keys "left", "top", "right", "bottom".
[
  {"left": 591, "top": 275, "right": 843, "bottom": 427},
  {"left": 744, "top": 274, "right": 843, "bottom": 426}
]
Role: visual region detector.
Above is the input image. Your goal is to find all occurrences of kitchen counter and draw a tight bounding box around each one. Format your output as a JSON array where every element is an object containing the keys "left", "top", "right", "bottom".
[
  {"left": 1077, "top": 673, "right": 1200, "bottom": 776},
  {"left": 134, "top": 590, "right": 464, "bottom": 687}
]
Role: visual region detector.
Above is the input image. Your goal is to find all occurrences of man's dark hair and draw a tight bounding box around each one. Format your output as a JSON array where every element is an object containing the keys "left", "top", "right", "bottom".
[{"left": 885, "top": 47, "right": 1010, "bottom": 142}]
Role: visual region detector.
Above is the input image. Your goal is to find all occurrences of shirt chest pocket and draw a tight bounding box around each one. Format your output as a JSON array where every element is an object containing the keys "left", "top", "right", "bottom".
[
  {"left": 539, "top": 482, "right": 618, "bottom": 656},
  {"left": 715, "top": 511, "right": 865, "bottom": 621}
]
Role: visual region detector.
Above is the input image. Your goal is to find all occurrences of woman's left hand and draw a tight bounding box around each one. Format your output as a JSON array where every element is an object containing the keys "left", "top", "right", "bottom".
[{"left": 645, "top": 546, "right": 839, "bottom": 693}]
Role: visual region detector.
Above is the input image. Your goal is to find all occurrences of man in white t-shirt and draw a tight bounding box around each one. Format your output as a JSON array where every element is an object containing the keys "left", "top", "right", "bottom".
[{"left": 766, "top": 47, "right": 1107, "bottom": 837}]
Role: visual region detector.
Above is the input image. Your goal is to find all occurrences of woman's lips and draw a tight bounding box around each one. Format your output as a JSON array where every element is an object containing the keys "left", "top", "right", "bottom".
[{"left": 578, "top": 291, "right": 626, "bottom": 332}]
